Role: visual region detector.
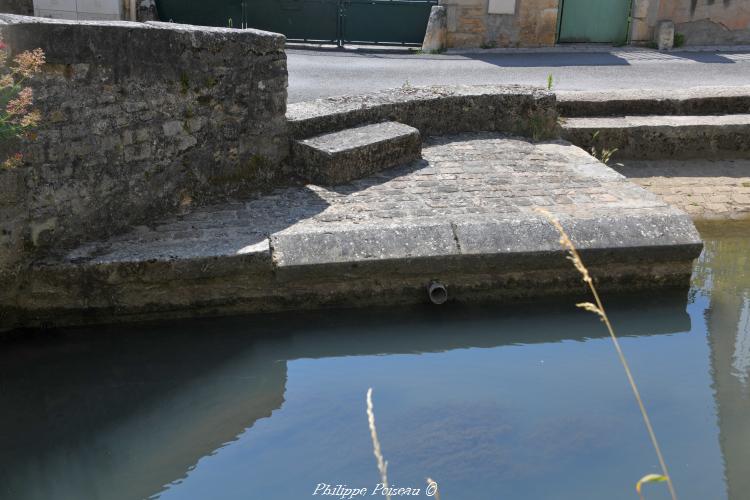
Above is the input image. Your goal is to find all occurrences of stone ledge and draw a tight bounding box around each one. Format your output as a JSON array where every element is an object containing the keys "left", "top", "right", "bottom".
[
  {"left": 287, "top": 84, "right": 557, "bottom": 139},
  {"left": 562, "top": 114, "right": 750, "bottom": 160},
  {"left": 0, "top": 14, "right": 285, "bottom": 78},
  {"left": 557, "top": 86, "right": 750, "bottom": 117}
]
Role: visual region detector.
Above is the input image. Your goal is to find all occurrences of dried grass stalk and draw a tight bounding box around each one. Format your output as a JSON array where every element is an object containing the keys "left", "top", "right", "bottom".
[{"left": 535, "top": 207, "right": 678, "bottom": 500}]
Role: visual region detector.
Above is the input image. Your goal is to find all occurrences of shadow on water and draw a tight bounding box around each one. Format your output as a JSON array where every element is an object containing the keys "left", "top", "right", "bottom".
[{"left": 0, "top": 293, "right": 692, "bottom": 500}]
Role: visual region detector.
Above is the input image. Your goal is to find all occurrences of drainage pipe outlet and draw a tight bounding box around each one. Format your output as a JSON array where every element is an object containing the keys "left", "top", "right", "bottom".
[{"left": 428, "top": 281, "right": 448, "bottom": 305}]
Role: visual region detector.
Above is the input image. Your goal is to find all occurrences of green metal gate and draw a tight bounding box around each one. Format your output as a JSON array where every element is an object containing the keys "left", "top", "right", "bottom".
[
  {"left": 557, "top": 0, "right": 631, "bottom": 44},
  {"left": 156, "top": 0, "right": 436, "bottom": 45}
]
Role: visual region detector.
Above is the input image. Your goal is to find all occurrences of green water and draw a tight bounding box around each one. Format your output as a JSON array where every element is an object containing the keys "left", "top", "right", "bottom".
[{"left": 0, "top": 222, "right": 748, "bottom": 500}]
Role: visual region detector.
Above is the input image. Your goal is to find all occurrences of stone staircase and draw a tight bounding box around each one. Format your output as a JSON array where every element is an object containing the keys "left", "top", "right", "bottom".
[
  {"left": 558, "top": 88, "right": 750, "bottom": 221},
  {"left": 558, "top": 87, "right": 750, "bottom": 161},
  {"left": 291, "top": 121, "right": 422, "bottom": 185}
]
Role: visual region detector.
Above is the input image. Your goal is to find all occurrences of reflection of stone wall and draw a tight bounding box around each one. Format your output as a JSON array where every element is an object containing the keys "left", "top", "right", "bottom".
[{"left": 439, "top": 0, "right": 559, "bottom": 48}]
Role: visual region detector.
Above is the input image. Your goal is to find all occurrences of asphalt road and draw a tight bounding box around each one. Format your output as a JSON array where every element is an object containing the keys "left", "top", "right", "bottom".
[{"left": 287, "top": 47, "right": 750, "bottom": 102}]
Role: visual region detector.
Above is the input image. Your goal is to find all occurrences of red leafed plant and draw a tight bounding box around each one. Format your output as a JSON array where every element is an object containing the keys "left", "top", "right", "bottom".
[{"left": 0, "top": 38, "right": 45, "bottom": 169}]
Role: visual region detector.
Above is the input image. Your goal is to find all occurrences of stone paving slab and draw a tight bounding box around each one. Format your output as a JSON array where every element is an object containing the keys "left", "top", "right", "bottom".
[
  {"left": 613, "top": 159, "right": 750, "bottom": 221},
  {"left": 13, "top": 133, "right": 702, "bottom": 328}
]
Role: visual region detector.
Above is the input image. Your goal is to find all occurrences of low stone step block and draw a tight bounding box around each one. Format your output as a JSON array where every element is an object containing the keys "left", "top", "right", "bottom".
[
  {"left": 293, "top": 121, "right": 421, "bottom": 185},
  {"left": 561, "top": 114, "right": 750, "bottom": 160},
  {"left": 557, "top": 88, "right": 750, "bottom": 118}
]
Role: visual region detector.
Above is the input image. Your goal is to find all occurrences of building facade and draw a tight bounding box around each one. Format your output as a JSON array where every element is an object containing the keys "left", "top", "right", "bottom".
[{"left": 440, "top": 0, "right": 750, "bottom": 47}]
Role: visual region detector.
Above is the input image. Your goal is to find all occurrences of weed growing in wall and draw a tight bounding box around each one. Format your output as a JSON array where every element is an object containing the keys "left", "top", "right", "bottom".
[{"left": 0, "top": 38, "right": 45, "bottom": 169}]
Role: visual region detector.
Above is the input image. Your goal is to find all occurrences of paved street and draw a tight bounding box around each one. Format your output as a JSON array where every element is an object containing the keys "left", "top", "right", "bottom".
[{"left": 287, "top": 47, "right": 750, "bottom": 102}]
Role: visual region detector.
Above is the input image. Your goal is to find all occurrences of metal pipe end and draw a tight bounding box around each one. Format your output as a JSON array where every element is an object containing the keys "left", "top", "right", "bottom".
[{"left": 428, "top": 281, "right": 448, "bottom": 305}]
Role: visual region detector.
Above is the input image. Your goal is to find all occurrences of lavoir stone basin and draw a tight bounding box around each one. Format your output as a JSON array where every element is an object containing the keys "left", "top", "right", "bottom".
[{"left": 5, "top": 133, "right": 702, "bottom": 329}]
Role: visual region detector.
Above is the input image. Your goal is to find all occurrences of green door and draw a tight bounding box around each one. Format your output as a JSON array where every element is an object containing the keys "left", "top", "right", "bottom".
[{"left": 558, "top": 0, "right": 631, "bottom": 44}]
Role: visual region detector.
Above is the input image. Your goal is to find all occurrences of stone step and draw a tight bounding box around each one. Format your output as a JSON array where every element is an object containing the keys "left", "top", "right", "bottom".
[
  {"left": 557, "top": 87, "right": 750, "bottom": 118},
  {"left": 561, "top": 114, "right": 750, "bottom": 161},
  {"left": 292, "top": 121, "right": 422, "bottom": 185}
]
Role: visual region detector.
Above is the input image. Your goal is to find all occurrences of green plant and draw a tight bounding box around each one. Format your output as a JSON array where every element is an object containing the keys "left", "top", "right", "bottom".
[
  {"left": 674, "top": 32, "right": 685, "bottom": 48},
  {"left": 0, "top": 39, "right": 45, "bottom": 169},
  {"left": 480, "top": 40, "right": 497, "bottom": 49},
  {"left": 179, "top": 72, "right": 190, "bottom": 94},
  {"left": 589, "top": 131, "right": 619, "bottom": 164},
  {"left": 536, "top": 208, "right": 677, "bottom": 500},
  {"left": 547, "top": 73, "right": 554, "bottom": 90},
  {"left": 527, "top": 108, "right": 559, "bottom": 141}
]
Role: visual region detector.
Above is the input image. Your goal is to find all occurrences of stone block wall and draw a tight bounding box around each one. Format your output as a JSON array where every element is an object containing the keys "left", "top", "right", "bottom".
[
  {"left": 439, "top": 0, "right": 559, "bottom": 48},
  {"left": 0, "top": 0, "right": 32, "bottom": 15},
  {"left": 0, "top": 15, "right": 288, "bottom": 280},
  {"left": 631, "top": 0, "right": 750, "bottom": 46},
  {"left": 660, "top": 0, "right": 750, "bottom": 45},
  {"left": 439, "top": 0, "right": 750, "bottom": 49}
]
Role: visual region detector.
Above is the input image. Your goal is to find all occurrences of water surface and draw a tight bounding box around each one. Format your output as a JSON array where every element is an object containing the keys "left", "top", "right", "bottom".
[{"left": 1, "top": 222, "right": 748, "bottom": 500}]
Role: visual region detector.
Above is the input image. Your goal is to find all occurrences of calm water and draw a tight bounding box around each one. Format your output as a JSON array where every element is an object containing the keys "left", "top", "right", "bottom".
[{"left": 1, "top": 222, "right": 748, "bottom": 500}]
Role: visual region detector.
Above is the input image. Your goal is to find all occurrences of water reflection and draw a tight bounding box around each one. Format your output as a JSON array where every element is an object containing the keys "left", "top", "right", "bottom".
[
  {"left": 695, "top": 222, "right": 750, "bottom": 500},
  {"left": 0, "top": 222, "right": 747, "bottom": 500}
]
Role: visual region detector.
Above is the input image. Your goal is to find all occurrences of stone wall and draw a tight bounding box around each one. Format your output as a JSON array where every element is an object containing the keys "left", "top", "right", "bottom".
[
  {"left": 439, "top": 0, "right": 559, "bottom": 48},
  {"left": 439, "top": 0, "right": 749, "bottom": 49},
  {"left": 0, "top": 15, "right": 288, "bottom": 282},
  {"left": 660, "top": 0, "right": 750, "bottom": 45},
  {"left": 0, "top": 0, "right": 32, "bottom": 15},
  {"left": 631, "top": 0, "right": 750, "bottom": 45}
]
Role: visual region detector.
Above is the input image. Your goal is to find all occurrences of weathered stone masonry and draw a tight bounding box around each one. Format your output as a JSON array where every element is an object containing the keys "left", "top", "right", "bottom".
[
  {"left": 438, "top": 0, "right": 750, "bottom": 48},
  {"left": 439, "top": 0, "right": 558, "bottom": 48},
  {"left": 0, "top": 15, "right": 288, "bottom": 289}
]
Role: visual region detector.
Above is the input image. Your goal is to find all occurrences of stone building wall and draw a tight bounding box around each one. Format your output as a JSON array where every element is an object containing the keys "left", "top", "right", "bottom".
[
  {"left": 659, "top": 0, "right": 750, "bottom": 45},
  {"left": 0, "top": 15, "right": 288, "bottom": 281},
  {"left": 631, "top": 0, "right": 750, "bottom": 45},
  {"left": 439, "top": 0, "right": 749, "bottom": 49},
  {"left": 439, "top": 0, "right": 559, "bottom": 48}
]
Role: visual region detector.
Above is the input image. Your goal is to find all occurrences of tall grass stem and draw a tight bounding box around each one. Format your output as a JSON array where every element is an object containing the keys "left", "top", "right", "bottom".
[{"left": 536, "top": 208, "right": 678, "bottom": 500}]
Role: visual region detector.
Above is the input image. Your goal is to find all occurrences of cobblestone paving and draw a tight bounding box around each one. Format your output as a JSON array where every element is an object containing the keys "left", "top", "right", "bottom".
[
  {"left": 68, "top": 133, "right": 670, "bottom": 264},
  {"left": 613, "top": 159, "right": 750, "bottom": 221}
]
